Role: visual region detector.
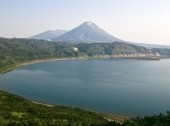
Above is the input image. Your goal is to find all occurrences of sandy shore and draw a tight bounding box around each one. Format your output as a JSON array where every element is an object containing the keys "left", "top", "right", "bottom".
[
  {"left": 2, "top": 54, "right": 163, "bottom": 74},
  {"left": 15, "top": 55, "right": 113, "bottom": 69},
  {"left": 16, "top": 57, "right": 78, "bottom": 68},
  {"left": 1, "top": 55, "right": 113, "bottom": 74},
  {"left": 0, "top": 57, "right": 77, "bottom": 74},
  {"left": 32, "top": 101, "right": 54, "bottom": 107}
]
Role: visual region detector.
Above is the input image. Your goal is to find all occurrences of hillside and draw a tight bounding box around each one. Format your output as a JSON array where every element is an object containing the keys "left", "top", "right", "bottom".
[
  {"left": 75, "top": 42, "right": 156, "bottom": 57},
  {"left": 0, "top": 38, "right": 168, "bottom": 73},
  {"left": 0, "top": 89, "right": 108, "bottom": 126},
  {"left": 152, "top": 48, "right": 170, "bottom": 57},
  {"left": 0, "top": 38, "right": 75, "bottom": 73}
]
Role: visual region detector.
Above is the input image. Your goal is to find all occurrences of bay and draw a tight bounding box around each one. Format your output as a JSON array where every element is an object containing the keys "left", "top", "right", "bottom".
[{"left": 1, "top": 59, "right": 170, "bottom": 116}]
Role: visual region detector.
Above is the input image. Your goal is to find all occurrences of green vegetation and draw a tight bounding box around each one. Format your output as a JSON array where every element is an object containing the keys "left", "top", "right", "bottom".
[
  {"left": 1, "top": 38, "right": 169, "bottom": 73},
  {"left": 76, "top": 42, "right": 151, "bottom": 56},
  {"left": 152, "top": 48, "right": 170, "bottom": 57},
  {"left": 0, "top": 38, "right": 76, "bottom": 73},
  {"left": 0, "top": 89, "right": 107, "bottom": 126}
]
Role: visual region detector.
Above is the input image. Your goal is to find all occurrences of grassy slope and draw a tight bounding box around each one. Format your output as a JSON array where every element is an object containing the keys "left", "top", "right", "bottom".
[
  {"left": 0, "top": 89, "right": 108, "bottom": 126},
  {"left": 0, "top": 38, "right": 76, "bottom": 73}
]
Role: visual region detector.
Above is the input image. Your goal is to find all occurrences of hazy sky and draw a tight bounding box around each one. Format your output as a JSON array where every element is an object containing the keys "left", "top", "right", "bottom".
[{"left": 1, "top": 0, "right": 170, "bottom": 45}]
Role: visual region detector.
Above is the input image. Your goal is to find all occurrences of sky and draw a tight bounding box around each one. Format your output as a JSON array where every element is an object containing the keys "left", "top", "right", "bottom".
[{"left": 0, "top": 0, "right": 170, "bottom": 45}]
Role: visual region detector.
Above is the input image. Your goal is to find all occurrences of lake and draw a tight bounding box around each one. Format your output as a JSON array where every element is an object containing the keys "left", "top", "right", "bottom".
[{"left": 1, "top": 58, "right": 170, "bottom": 116}]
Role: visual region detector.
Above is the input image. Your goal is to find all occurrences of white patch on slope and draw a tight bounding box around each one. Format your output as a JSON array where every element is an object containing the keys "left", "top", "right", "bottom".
[
  {"left": 73, "top": 47, "right": 78, "bottom": 52},
  {"left": 86, "top": 22, "right": 97, "bottom": 28}
]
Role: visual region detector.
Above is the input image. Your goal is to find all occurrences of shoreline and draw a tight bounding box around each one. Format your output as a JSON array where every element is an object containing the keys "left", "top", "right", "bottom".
[
  {"left": 0, "top": 55, "right": 166, "bottom": 74},
  {"left": 1, "top": 55, "right": 112, "bottom": 74},
  {"left": 1, "top": 57, "right": 80, "bottom": 74},
  {"left": 16, "top": 57, "right": 78, "bottom": 68},
  {"left": 31, "top": 100, "right": 130, "bottom": 122},
  {"left": 32, "top": 101, "right": 54, "bottom": 107},
  {"left": 13, "top": 56, "right": 163, "bottom": 70}
]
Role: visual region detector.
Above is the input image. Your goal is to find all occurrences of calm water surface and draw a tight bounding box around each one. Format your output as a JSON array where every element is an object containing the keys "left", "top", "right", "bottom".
[{"left": 1, "top": 59, "right": 170, "bottom": 116}]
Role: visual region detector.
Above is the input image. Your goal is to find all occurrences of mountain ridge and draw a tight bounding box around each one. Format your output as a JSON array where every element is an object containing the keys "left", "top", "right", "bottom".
[
  {"left": 29, "top": 29, "right": 67, "bottom": 41},
  {"left": 3, "top": 21, "right": 170, "bottom": 49}
]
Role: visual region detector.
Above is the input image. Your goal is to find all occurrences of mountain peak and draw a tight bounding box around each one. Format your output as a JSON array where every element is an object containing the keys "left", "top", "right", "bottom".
[
  {"left": 29, "top": 21, "right": 123, "bottom": 43},
  {"left": 83, "top": 21, "right": 97, "bottom": 26},
  {"left": 55, "top": 22, "right": 123, "bottom": 43}
]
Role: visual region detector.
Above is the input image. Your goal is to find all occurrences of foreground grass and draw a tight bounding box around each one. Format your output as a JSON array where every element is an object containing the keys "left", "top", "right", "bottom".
[{"left": 0, "top": 89, "right": 109, "bottom": 126}]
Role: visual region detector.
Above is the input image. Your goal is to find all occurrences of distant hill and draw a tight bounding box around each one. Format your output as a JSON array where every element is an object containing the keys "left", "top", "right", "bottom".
[
  {"left": 54, "top": 22, "right": 122, "bottom": 43},
  {"left": 152, "top": 48, "right": 170, "bottom": 57},
  {"left": 28, "top": 30, "right": 67, "bottom": 41},
  {"left": 75, "top": 42, "right": 158, "bottom": 58},
  {"left": 126, "top": 42, "right": 170, "bottom": 49},
  {"left": 1, "top": 38, "right": 167, "bottom": 73}
]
